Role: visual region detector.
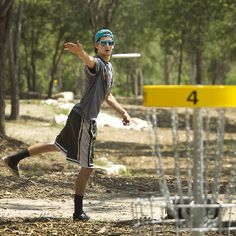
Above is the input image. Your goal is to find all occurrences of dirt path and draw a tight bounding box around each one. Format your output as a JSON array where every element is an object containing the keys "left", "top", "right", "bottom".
[
  {"left": 1, "top": 101, "right": 156, "bottom": 224},
  {"left": 0, "top": 197, "right": 134, "bottom": 221}
]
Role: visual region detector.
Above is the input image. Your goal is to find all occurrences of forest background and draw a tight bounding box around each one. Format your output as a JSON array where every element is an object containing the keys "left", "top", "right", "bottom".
[{"left": 1, "top": 0, "right": 236, "bottom": 136}]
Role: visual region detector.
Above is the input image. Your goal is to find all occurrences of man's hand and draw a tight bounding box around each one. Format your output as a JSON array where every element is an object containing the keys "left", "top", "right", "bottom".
[
  {"left": 64, "top": 41, "right": 83, "bottom": 56},
  {"left": 122, "top": 111, "right": 131, "bottom": 126},
  {"left": 64, "top": 41, "right": 96, "bottom": 69}
]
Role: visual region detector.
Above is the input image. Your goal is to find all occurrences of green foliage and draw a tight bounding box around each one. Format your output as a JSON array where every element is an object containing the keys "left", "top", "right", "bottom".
[
  {"left": 226, "top": 64, "right": 236, "bottom": 84},
  {"left": 5, "top": 0, "right": 236, "bottom": 98},
  {"left": 141, "top": 38, "right": 164, "bottom": 85}
]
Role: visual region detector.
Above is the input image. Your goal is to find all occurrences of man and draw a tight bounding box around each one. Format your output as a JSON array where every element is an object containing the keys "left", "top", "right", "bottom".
[{"left": 1, "top": 29, "right": 131, "bottom": 221}]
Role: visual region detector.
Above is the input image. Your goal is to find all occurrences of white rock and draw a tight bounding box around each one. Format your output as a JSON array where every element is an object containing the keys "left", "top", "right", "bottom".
[
  {"left": 43, "top": 99, "right": 58, "bottom": 105},
  {"left": 97, "top": 112, "right": 150, "bottom": 131},
  {"left": 53, "top": 91, "right": 74, "bottom": 102},
  {"left": 54, "top": 114, "right": 68, "bottom": 125},
  {"left": 57, "top": 103, "right": 74, "bottom": 111},
  {"left": 95, "top": 157, "right": 127, "bottom": 175}
]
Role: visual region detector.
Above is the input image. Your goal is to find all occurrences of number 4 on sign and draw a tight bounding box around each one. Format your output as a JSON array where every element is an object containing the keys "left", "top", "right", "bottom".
[{"left": 187, "top": 90, "right": 199, "bottom": 105}]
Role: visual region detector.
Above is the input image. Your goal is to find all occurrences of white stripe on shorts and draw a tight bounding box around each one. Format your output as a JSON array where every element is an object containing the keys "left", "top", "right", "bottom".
[{"left": 77, "top": 118, "right": 95, "bottom": 168}]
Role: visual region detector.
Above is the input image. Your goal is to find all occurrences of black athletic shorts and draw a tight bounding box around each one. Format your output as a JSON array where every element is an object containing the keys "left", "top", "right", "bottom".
[{"left": 54, "top": 110, "right": 97, "bottom": 168}]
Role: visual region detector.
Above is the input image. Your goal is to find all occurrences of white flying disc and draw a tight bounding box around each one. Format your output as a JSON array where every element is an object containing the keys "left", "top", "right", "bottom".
[{"left": 112, "top": 53, "right": 141, "bottom": 58}]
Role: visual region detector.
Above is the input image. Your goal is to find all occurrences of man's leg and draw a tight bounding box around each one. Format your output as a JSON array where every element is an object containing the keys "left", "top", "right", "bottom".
[
  {"left": 73, "top": 167, "right": 93, "bottom": 221},
  {"left": 28, "top": 143, "right": 59, "bottom": 155},
  {"left": 2, "top": 143, "right": 59, "bottom": 177}
]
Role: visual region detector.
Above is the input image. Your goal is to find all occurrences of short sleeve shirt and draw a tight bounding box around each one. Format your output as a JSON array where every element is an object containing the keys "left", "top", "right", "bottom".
[{"left": 73, "top": 56, "right": 113, "bottom": 120}]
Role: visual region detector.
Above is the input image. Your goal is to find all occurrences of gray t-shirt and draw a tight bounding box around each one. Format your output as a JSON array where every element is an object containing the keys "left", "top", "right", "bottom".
[{"left": 73, "top": 56, "right": 113, "bottom": 120}]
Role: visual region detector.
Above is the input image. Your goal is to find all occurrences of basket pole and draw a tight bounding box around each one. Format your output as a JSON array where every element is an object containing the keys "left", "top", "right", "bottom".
[{"left": 192, "top": 108, "right": 205, "bottom": 236}]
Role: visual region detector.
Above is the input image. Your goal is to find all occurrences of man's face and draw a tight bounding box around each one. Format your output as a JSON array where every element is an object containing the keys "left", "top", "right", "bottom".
[{"left": 95, "top": 36, "right": 114, "bottom": 57}]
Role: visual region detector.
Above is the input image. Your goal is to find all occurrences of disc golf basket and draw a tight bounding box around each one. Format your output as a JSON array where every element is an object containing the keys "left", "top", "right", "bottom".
[{"left": 132, "top": 86, "right": 236, "bottom": 236}]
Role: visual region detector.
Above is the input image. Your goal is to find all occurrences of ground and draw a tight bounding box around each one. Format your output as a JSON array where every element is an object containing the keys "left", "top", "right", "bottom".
[
  {"left": 0, "top": 99, "right": 158, "bottom": 236},
  {"left": 0, "top": 99, "right": 236, "bottom": 235}
]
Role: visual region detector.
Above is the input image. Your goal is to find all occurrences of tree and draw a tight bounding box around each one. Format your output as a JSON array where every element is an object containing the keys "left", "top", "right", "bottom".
[
  {"left": 47, "top": 0, "right": 89, "bottom": 98},
  {"left": 144, "top": 0, "right": 235, "bottom": 85},
  {"left": 21, "top": 0, "right": 51, "bottom": 93},
  {"left": 0, "top": 0, "right": 14, "bottom": 136},
  {"left": 205, "top": 2, "right": 236, "bottom": 84},
  {"left": 84, "top": 0, "right": 121, "bottom": 35},
  {"left": 3, "top": 0, "right": 236, "bottom": 104},
  {"left": 9, "top": 1, "right": 23, "bottom": 119},
  {"left": 111, "top": 0, "right": 150, "bottom": 95}
]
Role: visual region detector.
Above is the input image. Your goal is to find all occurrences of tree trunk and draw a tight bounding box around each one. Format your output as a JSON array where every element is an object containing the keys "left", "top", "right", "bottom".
[
  {"left": 134, "top": 70, "right": 138, "bottom": 97},
  {"left": 189, "top": 53, "right": 196, "bottom": 84},
  {"left": 23, "top": 39, "right": 32, "bottom": 91},
  {"left": 163, "top": 48, "right": 170, "bottom": 85},
  {"left": 126, "top": 74, "right": 130, "bottom": 97},
  {"left": 195, "top": 48, "right": 202, "bottom": 84},
  {"left": 30, "top": 23, "right": 37, "bottom": 92},
  {"left": 138, "top": 68, "right": 143, "bottom": 97},
  {"left": 9, "top": 1, "right": 23, "bottom": 120},
  {"left": 0, "top": 1, "right": 14, "bottom": 136},
  {"left": 177, "top": 41, "right": 183, "bottom": 85},
  {"left": 48, "top": 32, "right": 64, "bottom": 98},
  {"left": 31, "top": 55, "right": 36, "bottom": 92},
  {"left": 209, "top": 58, "right": 218, "bottom": 85},
  {"left": 133, "top": 67, "right": 143, "bottom": 97}
]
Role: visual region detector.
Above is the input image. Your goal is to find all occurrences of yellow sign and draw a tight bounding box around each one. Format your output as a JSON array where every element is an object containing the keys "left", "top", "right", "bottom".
[{"left": 143, "top": 85, "right": 236, "bottom": 107}]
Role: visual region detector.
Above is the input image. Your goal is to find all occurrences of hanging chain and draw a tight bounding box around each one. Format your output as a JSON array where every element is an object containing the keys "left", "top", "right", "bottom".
[
  {"left": 150, "top": 109, "right": 178, "bottom": 218},
  {"left": 212, "top": 108, "right": 225, "bottom": 203},
  {"left": 171, "top": 109, "right": 184, "bottom": 200},
  {"left": 203, "top": 109, "right": 211, "bottom": 200},
  {"left": 185, "top": 108, "right": 193, "bottom": 199}
]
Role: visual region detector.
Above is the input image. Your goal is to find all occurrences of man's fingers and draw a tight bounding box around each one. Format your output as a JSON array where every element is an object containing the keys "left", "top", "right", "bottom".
[
  {"left": 64, "top": 42, "right": 81, "bottom": 50},
  {"left": 63, "top": 41, "right": 83, "bottom": 55},
  {"left": 122, "top": 119, "right": 131, "bottom": 126},
  {"left": 64, "top": 42, "right": 77, "bottom": 47},
  {"left": 64, "top": 43, "right": 77, "bottom": 53}
]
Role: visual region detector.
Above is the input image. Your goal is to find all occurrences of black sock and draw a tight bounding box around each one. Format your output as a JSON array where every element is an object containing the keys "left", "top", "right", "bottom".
[
  {"left": 8, "top": 149, "right": 30, "bottom": 165},
  {"left": 74, "top": 194, "right": 84, "bottom": 215}
]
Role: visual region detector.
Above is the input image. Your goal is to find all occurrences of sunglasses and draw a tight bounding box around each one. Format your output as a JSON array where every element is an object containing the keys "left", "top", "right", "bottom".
[{"left": 99, "top": 40, "right": 114, "bottom": 46}]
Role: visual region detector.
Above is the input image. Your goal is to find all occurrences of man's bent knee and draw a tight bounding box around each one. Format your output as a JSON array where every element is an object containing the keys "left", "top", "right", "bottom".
[
  {"left": 79, "top": 167, "right": 93, "bottom": 176},
  {"left": 50, "top": 143, "right": 60, "bottom": 152}
]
